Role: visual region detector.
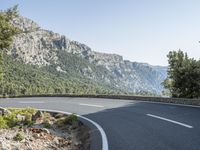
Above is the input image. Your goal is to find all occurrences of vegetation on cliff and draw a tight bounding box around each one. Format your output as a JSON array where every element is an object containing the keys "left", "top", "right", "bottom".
[{"left": 0, "top": 53, "right": 122, "bottom": 96}]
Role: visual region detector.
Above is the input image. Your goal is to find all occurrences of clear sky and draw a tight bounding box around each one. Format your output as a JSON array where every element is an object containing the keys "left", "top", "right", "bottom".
[{"left": 1, "top": 0, "right": 200, "bottom": 65}]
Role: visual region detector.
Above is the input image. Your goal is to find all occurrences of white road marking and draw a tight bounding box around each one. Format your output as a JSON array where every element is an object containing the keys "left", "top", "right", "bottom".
[
  {"left": 18, "top": 101, "right": 45, "bottom": 104},
  {"left": 38, "top": 108, "right": 109, "bottom": 150},
  {"left": 147, "top": 114, "right": 193, "bottom": 129},
  {"left": 79, "top": 103, "right": 104, "bottom": 108}
]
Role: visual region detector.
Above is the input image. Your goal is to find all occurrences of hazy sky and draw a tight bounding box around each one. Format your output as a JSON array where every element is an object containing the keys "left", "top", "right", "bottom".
[{"left": 1, "top": 0, "right": 200, "bottom": 65}]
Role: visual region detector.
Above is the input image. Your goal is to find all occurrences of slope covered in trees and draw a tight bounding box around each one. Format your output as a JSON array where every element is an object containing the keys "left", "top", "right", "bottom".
[
  {"left": 7, "top": 10, "right": 167, "bottom": 95},
  {"left": 0, "top": 6, "right": 122, "bottom": 96},
  {"left": 0, "top": 6, "right": 166, "bottom": 96},
  {"left": 0, "top": 54, "right": 122, "bottom": 96}
]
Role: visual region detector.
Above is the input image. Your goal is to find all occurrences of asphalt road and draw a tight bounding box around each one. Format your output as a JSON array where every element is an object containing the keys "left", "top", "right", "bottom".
[{"left": 0, "top": 97, "right": 200, "bottom": 150}]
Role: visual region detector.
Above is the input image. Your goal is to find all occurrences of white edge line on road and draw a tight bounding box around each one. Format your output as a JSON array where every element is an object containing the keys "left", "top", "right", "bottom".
[
  {"left": 79, "top": 103, "right": 104, "bottom": 108},
  {"left": 38, "top": 108, "right": 108, "bottom": 150},
  {"left": 147, "top": 114, "right": 193, "bottom": 129},
  {"left": 0, "top": 106, "right": 108, "bottom": 150}
]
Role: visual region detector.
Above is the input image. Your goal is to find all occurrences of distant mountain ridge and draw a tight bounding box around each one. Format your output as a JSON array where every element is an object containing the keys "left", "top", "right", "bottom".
[{"left": 8, "top": 16, "right": 167, "bottom": 95}]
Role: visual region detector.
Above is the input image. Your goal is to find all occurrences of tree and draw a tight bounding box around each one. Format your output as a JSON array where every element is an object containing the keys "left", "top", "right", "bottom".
[
  {"left": 0, "top": 54, "right": 3, "bottom": 81},
  {"left": 164, "top": 50, "right": 200, "bottom": 98},
  {"left": 0, "top": 5, "right": 21, "bottom": 81}
]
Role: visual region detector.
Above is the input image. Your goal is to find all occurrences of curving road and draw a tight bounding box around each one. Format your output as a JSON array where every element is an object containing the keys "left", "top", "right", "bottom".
[{"left": 0, "top": 97, "right": 200, "bottom": 150}]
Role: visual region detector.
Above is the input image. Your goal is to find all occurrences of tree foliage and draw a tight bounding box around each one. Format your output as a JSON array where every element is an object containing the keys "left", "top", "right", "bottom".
[
  {"left": 0, "top": 5, "right": 21, "bottom": 50},
  {"left": 0, "top": 5, "right": 21, "bottom": 81},
  {"left": 164, "top": 50, "right": 200, "bottom": 98}
]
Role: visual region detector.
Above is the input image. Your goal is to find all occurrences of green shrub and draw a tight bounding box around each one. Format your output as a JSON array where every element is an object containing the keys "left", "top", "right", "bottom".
[
  {"left": 55, "top": 118, "right": 65, "bottom": 127},
  {"left": 4, "top": 113, "right": 20, "bottom": 128},
  {"left": 43, "top": 112, "right": 51, "bottom": 119},
  {"left": 55, "top": 113, "right": 64, "bottom": 119},
  {"left": 43, "top": 120, "right": 51, "bottom": 128},
  {"left": 64, "top": 114, "right": 78, "bottom": 125},
  {"left": 14, "top": 132, "right": 24, "bottom": 141},
  {"left": 8, "top": 107, "right": 36, "bottom": 116},
  {"left": 5, "top": 108, "right": 36, "bottom": 127},
  {"left": 0, "top": 108, "right": 37, "bottom": 128},
  {"left": 23, "top": 117, "right": 34, "bottom": 127},
  {"left": 0, "top": 116, "right": 8, "bottom": 128},
  {"left": 55, "top": 114, "right": 78, "bottom": 127}
]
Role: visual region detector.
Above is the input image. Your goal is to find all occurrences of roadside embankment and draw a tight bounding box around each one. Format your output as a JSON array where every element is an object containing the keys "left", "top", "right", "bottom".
[{"left": 0, "top": 107, "right": 90, "bottom": 150}]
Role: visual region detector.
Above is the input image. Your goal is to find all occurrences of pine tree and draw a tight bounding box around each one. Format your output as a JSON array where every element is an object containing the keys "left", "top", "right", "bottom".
[{"left": 0, "top": 5, "right": 21, "bottom": 81}]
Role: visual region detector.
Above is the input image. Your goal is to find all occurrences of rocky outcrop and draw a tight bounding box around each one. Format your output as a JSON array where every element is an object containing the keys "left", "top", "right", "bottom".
[
  {"left": 32, "top": 110, "right": 44, "bottom": 122},
  {"left": 8, "top": 16, "right": 167, "bottom": 95},
  {"left": 0, "top": 110, "right": 90, "bottom": 150},
  {"left": 0, "top": 108, "right": 11, "bottom": 116}
]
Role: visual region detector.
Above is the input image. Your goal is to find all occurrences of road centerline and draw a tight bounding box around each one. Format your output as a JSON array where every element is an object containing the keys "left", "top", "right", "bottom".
[
  {"left": 147, "top": 114, "right": 193, "bottom": 129},
  {"left": 79, "top": 103, "right": 104, "bottom": 108}
]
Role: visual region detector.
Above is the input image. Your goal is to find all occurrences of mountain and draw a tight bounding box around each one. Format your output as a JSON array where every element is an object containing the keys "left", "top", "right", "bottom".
[
  {"left": 5, "top": 16, "right": 167, "bottom": 95},
  {"left": 1, "top": 54, "right": 121, "bottom": 95}
]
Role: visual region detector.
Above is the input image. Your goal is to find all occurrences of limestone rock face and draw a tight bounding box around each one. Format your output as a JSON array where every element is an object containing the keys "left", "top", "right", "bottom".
[
  {"left": 11, "top": 16, "right": 40, "bottom": 32},
  {"left": 8, "top": 16, "right": 167, "bottom": 95}
]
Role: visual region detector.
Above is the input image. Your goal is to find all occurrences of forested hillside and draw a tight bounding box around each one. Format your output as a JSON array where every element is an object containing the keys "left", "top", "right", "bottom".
[
  {"left": 6, "top": 15, "right": 167, "bottom": 95},
  {"left": 0, "top": 6, "right": 168, "bottom": 96},
  {"left": 0, "top": 54, "right": 122, "bottom": 96}
]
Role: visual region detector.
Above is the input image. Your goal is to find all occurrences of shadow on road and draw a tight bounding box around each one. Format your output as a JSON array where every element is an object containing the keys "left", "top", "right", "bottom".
[{"left": 84, "top": 102, "right": 200, "bottom": 150}]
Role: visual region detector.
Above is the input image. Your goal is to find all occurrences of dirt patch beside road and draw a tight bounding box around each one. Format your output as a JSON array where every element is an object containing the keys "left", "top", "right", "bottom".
[{"left": 0, "top": 108, "right": 90, "bottom": 150}]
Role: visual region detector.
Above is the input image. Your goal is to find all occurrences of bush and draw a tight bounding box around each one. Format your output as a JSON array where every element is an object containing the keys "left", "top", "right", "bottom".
[
  {"left": 64, "top": 114, "right": 78, "bottom": 125},
  {"left": 4, "top": 113, "right": 20, "bottom": 128},
  {"left": 0, "top": 108, "right": 36, "bottom": 128},
  {"left": 7, "top": 108, "right": 36, "bottom": 127},
  {"left": 14, "top": 132, "right": 24, "bottom": 141},
  {"left": 8, "top": 107, "right": 36, "bottom": 116},
  {"left": 24, "top": 117, "right": 34, "bottom": 127},
  {"left": 55, "top": 114, "right": 78, "bottom": 127},
  {"left": 43, "top": 120, "right": 51, "bottom": 128},
  {"left": 55, "top": 113, "right": 64, "bottom": 119},
  {"left": 0, "top": 116, "right": 8, "bottom": 128}
]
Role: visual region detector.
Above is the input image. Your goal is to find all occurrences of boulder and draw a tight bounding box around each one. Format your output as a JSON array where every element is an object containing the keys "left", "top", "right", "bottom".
[
  {"left": 16, "top": 114, "right": 26, "bottom": 121},
  {"left": 0, "top": 108, "right": 11, "bottom": 116},
  {"left": 32, "top": 111, "right": 44, "bottom": 122},
  {"left": 10, "top": 143, "right": 20, "bottom": 150},
  {"left": 0, "top": 141, "right": 11, "bottom": 150},
  {"left": 53, "top": 137, "right": 59, "bottom": 145}
]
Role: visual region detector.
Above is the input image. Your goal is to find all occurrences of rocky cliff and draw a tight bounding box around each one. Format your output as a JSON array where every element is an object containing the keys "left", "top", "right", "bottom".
[{"left": 8, "top": 16, "right": 167, "bottom": 95}]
